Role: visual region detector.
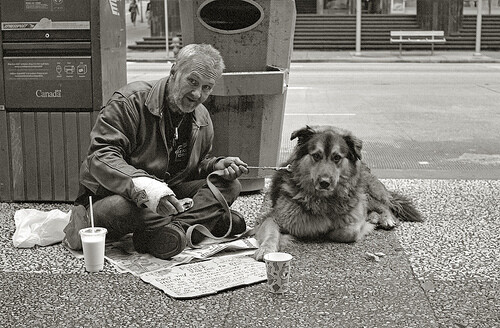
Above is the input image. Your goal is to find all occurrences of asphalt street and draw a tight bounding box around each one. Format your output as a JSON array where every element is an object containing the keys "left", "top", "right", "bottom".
[{"left": 282, "top": 62, "right": 500, "bottom": 179}]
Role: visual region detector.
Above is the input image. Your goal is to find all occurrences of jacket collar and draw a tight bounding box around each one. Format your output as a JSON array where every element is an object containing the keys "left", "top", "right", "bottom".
[{"left": 145, "top": 77, "right": 210, "bottom": 127}]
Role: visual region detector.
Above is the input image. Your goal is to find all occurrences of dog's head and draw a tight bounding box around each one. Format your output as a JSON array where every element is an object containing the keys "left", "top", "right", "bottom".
[{"left": 289, "top": 125, "right": 362, "bottom": 195}]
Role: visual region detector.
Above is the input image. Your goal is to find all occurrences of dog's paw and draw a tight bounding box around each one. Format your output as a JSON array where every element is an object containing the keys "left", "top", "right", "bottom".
[
  {"left": 253, "top": 245, "right": 278, "bottom": 261},
  {"left": 378, "top": 212, "right": 397, "bottom": 230},
  {"left": 367, "top": 212, "right": 381, "bottom": 224}
]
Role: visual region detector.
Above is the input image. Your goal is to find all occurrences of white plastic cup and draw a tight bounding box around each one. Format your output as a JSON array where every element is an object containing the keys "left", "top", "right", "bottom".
[
  {"left": 79, "top": 227, "right": 107, "bottom": 273},
  {"left": 263, "top": 252, "right": 293, "bottom": 294}
]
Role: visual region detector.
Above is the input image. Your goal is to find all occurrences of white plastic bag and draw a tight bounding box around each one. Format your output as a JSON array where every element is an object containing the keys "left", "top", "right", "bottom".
[{"left": 12, "top": 208, "right": 71, "bottom": 248}]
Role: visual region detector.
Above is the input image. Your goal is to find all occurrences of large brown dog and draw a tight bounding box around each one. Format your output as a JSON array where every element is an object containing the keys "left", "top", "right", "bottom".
[{"left": 253, "top": 125, "right": 423, "bottom": 261}]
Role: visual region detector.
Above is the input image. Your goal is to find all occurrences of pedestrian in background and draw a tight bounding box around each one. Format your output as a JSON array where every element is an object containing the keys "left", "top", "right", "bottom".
[
  {"left": 146, "top": 1, "right": 152, "bottom": 26},
  {"left": 129, "top": 0, "right": 139, "bottom": 27}
]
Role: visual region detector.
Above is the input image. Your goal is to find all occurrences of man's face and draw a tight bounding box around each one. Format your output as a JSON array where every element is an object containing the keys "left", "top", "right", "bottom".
[{"left": 168, "top": 63, "right": 218, "bottom": 113}]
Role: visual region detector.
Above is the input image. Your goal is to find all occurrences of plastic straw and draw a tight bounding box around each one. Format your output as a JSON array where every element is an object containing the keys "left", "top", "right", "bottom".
[{"left": 89, "top": 195, "right": 95, "bottom": 231}]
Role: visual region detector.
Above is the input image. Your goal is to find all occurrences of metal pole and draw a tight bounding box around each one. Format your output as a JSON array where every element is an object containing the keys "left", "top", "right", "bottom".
[
  {"left": 164, "top": 0, "right": 170, "bottom": 58},
  {"left": 140, "top": 0, "right": 144, "bottom": 23},
  {"left": 355, "top": 0, "right": 361, "bottom": 56},
  {"left": 474, "top": 0, "right": 482, "bottom": 56},
  {"left": 318, "top": 0, "right": 324, "bottom": 15}
]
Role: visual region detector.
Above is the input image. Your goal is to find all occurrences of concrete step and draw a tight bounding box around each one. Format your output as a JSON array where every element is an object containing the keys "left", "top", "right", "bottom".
[
  {"left": 128, "top": 15, "right": 500, "bottom": 52},
  {"left": 292, "top": 14, "right": 500, "bottom": 50}
]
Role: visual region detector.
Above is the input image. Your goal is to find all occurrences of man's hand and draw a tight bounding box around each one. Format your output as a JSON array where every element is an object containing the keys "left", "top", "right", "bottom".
[
  {"left": 157, "top": 195, "right": 188, "bottom": 216},
  {"left": 214, "top": 157, "right": 249, "bottom": 181}
]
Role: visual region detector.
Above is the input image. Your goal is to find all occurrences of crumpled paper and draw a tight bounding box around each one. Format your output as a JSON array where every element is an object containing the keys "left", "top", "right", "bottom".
[{"left": 12, "top": 209, "right": 71, "bottom": 248}]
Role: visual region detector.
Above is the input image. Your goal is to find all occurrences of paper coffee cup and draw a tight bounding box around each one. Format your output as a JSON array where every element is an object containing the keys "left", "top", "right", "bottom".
[
  {"left": 79, "top": 227, "right": 107, "bottom": 273},
  {"left": 263, "top": 252, "right": 293, "bottom": 294}
]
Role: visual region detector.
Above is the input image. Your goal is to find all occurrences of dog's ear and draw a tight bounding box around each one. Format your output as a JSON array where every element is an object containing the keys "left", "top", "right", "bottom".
[
  {"left": 290, "top": 126, "right": 315, "bottom": 145},
  {"left": 343, "top": 133, "right": 363, "bottom": 161}
]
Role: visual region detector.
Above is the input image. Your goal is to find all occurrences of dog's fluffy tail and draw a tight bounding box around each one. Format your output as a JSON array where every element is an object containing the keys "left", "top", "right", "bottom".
[{"left": 389, "top": 192, "right": 423, "bottom": 222}]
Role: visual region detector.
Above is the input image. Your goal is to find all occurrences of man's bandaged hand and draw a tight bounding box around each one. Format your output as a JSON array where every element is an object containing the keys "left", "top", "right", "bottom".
[
  {"left": 157, "top": 196, "right": 193, "bottom": 216},
  {"left": 132, "top": 177, "right": 194, "bottom": 216}
]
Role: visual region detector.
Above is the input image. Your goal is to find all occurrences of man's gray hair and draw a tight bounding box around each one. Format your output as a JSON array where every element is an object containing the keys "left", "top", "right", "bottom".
[{"left": 175, "top": 43, "right": 225, "bottom": 78}]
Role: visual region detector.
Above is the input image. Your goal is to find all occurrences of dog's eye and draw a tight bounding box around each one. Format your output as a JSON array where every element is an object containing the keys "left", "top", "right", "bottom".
[
  {"left": 332, "top": 154, "right": 342, "bottom": 163},
  {"left": 311, "top": 153, "right": 322, "bottom": 161}
]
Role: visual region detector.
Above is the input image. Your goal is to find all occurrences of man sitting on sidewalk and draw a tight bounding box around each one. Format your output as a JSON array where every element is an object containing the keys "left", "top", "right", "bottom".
[{"left": 63, "top": 43, "right": 248, "bottom": 259}]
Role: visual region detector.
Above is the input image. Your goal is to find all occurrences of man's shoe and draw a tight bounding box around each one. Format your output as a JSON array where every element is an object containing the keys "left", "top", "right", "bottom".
[
  {"left": 133, "top": 222, "right": 187, "bottom": 260},
  {"left": 191, "top": 209, "right": 247, "bottom": 243},
  {"left": 63, "top": 205, "right": 90, "bottom": 250},
  {"left": 229, "top": 210, "right": 247, "bottom": 235}
]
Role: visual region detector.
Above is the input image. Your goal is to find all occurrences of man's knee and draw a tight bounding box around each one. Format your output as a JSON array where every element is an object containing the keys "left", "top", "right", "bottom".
[
  {"left": 231, "top": 177, "right": 242, "bottom": 192},
  {"left": 91, "top": 195, "right": 141, "bottom": 236},
  {"left": 210, "top": 176, "right": 240, "bottom": 202},
  {"left": 93, "top": 195, "right": 136, "bottom": 219}
]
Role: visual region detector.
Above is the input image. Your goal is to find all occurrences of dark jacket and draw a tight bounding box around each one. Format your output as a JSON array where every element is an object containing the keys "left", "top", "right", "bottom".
[{"left": 75, "top": 77, "right": 219, "bottom": 207}]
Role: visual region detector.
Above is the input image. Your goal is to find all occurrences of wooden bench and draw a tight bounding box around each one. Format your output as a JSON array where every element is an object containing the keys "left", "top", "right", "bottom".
[{"left": 390, "top": 31, "right": 446, "bottom": 55}]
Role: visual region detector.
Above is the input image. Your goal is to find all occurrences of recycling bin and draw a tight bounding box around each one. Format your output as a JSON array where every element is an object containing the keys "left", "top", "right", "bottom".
[
  {"left": 180, "top": 0, "right": 296, "bottom": 191},
  {"left": 0, "top": 0, "right": 127, "bottom": 201}
]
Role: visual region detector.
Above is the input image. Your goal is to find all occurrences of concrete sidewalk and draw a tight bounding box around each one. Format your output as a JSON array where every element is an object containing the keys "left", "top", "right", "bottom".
[
  {"left": 126, "top": 48, "right": 500, "bottom": 64},
  {"left": 291, "top": 49, "right": 500, "bottom": 63},
  {"left": 0, "top": 178, "right": 499, "bottom": 327}
]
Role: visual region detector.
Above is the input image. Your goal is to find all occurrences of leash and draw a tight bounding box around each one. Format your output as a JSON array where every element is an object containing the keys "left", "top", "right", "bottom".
[
  {"left": 246, "top": 164, "right": 292, "bottom": 172},
  {"left": 185, "top": 169, "right": 233, "bottom": 249},
  {"left": 185, "top": 164, "right": 292, "bottom": 248}
]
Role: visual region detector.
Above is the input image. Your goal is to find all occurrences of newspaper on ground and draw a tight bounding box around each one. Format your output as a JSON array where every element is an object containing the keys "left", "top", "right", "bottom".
[
  {"left": 141, "top": 255, "right": 266, "bottom": 299},
  {"left": 104, "top": 234, "right": 260, "bottom": 276},
  {"left": 66, "top": 233, "right": 267, "bottom": 298}
]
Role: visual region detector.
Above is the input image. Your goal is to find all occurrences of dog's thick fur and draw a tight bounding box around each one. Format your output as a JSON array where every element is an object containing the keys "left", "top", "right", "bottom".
[{"left": 253, "top": 125, "right": 423, "bottom": 261}]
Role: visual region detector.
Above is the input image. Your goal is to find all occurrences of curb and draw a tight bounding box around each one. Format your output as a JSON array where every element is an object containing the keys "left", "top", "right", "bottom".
[
  {"left": 126, "top": 55, "right": 500, "bottom": 64},
  {"left": 290, "top": 58, "right": 500, "bottom": 63}
]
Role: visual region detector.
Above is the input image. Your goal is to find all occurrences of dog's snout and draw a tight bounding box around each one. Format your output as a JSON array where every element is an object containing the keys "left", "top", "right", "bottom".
[{"left": 319, "top": 179, "right": 330, "bottom": 189}]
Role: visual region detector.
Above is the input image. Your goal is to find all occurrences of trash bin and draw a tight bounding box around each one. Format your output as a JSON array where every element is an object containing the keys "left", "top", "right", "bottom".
[
  {"left": 179, "top": 0, "right": 296, "bottom": 191},
  {"left": 0, "top": 0, "right": 127, "bottom": 201}
]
